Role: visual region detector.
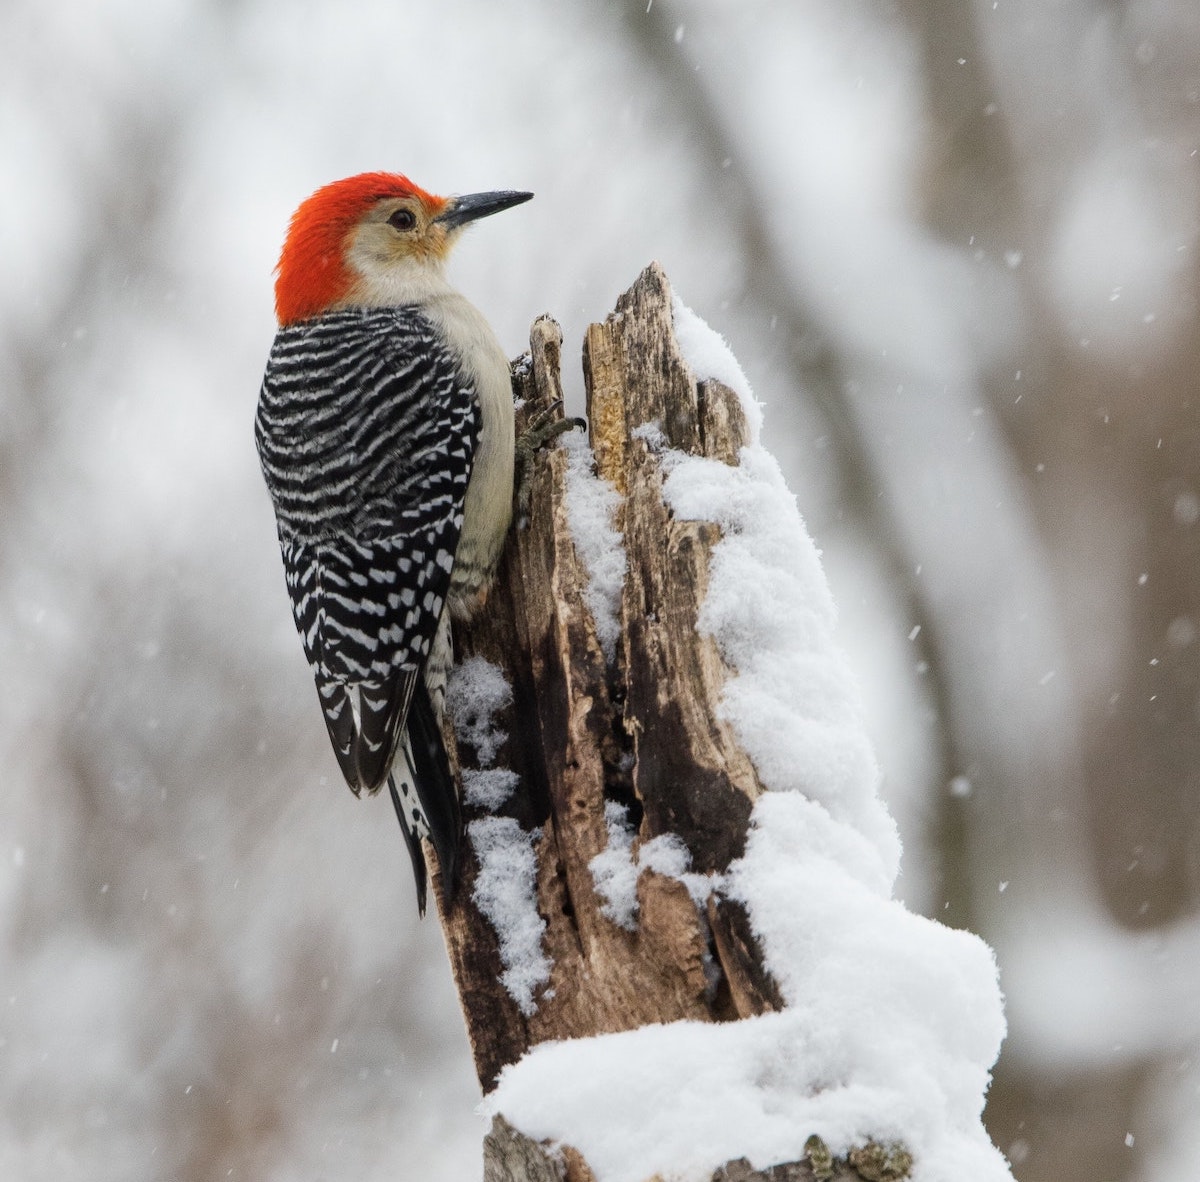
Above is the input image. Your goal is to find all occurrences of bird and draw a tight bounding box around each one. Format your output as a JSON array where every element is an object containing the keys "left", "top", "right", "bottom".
[{"left": 255, "top": 172, "right": 532, "bottom": 915}]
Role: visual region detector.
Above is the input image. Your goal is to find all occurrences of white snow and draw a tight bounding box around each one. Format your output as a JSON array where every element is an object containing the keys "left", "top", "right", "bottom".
[
  {"left": 448, "top": 658, "right": 521, "bottom": 807},
  {"left": 486, "top": 302, "right": 1011, "bottom": 1182},
  {"left": 664, "top": 445, "right": 900, "bottom": 875},
  {"left": 639, "top": 834, "right": 714, "bottom": 910},
  {"left": 630, "top": 419, "right": 668, "bottom": 451},
  {"left": 561, "top": 430, "right": 626, "bottom": 662},
  {"left": 462, "top": 767, "right": 520, "bottom": 811},
  {"left": 468, "top": 817, "right": 551, "bottom": 1017},
  {"left": 448, "top": 658, "right": 547, "bottom": 1008},
  {"left": 671, "top": 293, "right": 764, "bottom": 441},
  {"left": 588, "top": 804, "right": 714, "bottom": 930},
  {"left": 1046, "top": 146, "right": 1194, "bottom": 362},
  {"left": 446, "top": 655, "right": 513, "bottom": 768},
  {"left": 588, "top": 802, "right": 640, "bottom": 930}
]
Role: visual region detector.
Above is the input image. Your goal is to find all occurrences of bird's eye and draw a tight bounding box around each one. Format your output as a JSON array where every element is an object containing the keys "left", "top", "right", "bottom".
[{"left": 387, "top": 208, "right": 417, "bottom": 232}]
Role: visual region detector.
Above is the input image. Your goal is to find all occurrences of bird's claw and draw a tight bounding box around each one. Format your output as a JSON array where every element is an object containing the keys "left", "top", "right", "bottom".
[{"left": 515, "top": 402, "right": 587, "bottom": 526}]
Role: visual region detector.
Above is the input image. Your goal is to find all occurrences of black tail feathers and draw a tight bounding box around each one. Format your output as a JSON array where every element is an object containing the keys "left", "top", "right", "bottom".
[
  {"left": 406, "top": 677, "right": 462, "bottom": 899},
  {"left": 386, "top": 678, "right": 462, "bottom": 917},
  {"left": 388, "top": 770, "right": 429, "bottom": 916}
]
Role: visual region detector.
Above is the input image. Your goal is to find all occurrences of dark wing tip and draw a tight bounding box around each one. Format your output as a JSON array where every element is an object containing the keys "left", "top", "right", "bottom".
[
  {"left": 316, "top": 675, "right": 365, "bottom": 793},
  {"left": 356, "top": 670, "right": 417, "bottom": 793}
]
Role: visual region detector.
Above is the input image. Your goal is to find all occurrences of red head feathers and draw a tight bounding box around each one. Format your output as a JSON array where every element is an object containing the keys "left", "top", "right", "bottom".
[{"left": 273, "top": 172, "right": 447, "bottom": 325}]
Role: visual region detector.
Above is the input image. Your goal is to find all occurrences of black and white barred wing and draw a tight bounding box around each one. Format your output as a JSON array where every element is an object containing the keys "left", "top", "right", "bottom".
[{"left": 255, "top": 307, "right": 480, "bottom": 794}]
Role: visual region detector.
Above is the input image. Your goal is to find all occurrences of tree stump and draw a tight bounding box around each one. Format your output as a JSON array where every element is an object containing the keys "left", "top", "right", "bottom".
[{"left": 434, "top": 264, "right": 908, "bottom": 1182}]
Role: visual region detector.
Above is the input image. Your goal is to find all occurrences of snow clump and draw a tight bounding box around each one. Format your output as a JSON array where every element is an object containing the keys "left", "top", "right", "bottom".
[
  {"left": 469, "top": 816, "right": 551, "bottom": 1017},
  {"left": 589, "top": 803, "right": 713, "bottom": 929},
  {"left": 561, "top": 429, "right": 626, "bottom": 662},
  {"left": 446, "top": 656, "right": 520, "bottom": 809},
  {"left": 450, "top": 657, "right": 547, "bottom": 1007},
  {"left": 446, "top": 655, "right": 513, "bottom": 767}
]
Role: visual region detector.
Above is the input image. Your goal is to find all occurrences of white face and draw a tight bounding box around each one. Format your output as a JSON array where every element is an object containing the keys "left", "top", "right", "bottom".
[
  {"left": 348, "top": 195, "right": 456, "bottom": 268},
  {"left": 340, "top": 195, "right": 460, "bottom": 307}
]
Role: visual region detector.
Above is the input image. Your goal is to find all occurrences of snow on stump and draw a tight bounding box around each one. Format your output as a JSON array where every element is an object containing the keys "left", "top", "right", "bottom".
[{"left": 434, "top": 264, "right": 1013, "bottom": 1182}]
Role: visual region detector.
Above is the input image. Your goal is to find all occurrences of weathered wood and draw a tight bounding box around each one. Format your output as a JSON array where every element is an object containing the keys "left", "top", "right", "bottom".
[
  {"left": 590, "top": 267, "right": 765, "bottom": 877},
  {"left": 712, "top": 1158, "right": 833, "bottom": 1182},
  {"left": 483, "top": 1117, "right": 566, "bottom": 1182},
  {"left": 436, "top": 299, "right": 730, "bottom": 1093},
  {"left": 478, "top": 1120, "right": 905, "bottom": 1182},
  {"left": 434, "top": 265, "right": 908, "bottom": 1181}
]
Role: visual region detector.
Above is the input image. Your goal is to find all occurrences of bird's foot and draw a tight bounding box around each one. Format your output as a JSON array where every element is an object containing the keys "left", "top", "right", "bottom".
[{"left": 514, "top": 401, "right": 586, "bottom": 526}]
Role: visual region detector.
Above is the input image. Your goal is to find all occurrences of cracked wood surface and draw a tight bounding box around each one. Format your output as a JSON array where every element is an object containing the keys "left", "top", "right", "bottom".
[{"left": 436, "top": 264, "right": 820, "bottom": 1181}]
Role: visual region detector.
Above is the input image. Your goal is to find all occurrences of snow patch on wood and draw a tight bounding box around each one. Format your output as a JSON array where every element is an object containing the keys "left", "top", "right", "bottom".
[
  {"left": 469, "top": 816, "right": 551, "bottom": 1017},
  {"left": 671, "top": 293, "right": 763, "bottom": 442},
  {"left": 463, "top": 767, "right": 520, "bottom": 811},
  {"left": 588, "top": 802, "right": 640, "bottom": 930},
  {"left": 588, "top": 803, "right": 717, "bottom": 930},
  {"left": 663, "top": 444, "right": 899, "bottom": 876},
  {"left": 447, "top": 655, "right": 514, "bottom": 768},
  {"left": 561, "top": 430, "right": 626, "bottom": 663},
  {"left": 448, "top": 656, "right": 521, "bottom": 810}
]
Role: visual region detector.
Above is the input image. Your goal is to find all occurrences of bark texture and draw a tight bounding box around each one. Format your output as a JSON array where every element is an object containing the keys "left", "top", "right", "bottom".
[{"left": 435, "top": 264, "right": 907, "bottom": 1182}]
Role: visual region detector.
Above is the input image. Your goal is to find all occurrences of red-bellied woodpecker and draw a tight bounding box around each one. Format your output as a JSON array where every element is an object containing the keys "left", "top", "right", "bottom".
[{"left": 255, "top": 172, "right": 532, "bottom": 914}]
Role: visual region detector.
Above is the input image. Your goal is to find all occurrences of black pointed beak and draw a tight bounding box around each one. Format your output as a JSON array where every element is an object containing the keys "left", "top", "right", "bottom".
[{"left": 434, "top": 190, "right": 533, "bottom": 230}]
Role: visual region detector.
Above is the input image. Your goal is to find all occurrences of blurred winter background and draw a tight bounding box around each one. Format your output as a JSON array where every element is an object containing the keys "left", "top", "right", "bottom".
[{"left": 2, "top": 0, "right": 1198, "bottom": 1178}]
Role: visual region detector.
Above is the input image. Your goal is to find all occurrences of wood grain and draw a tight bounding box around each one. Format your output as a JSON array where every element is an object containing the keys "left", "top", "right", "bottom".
[{"left": 432, "top": 267, "right": 905, "bottom": 1180}]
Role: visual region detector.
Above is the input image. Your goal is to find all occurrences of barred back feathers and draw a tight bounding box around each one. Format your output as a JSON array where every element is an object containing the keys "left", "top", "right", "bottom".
[{"left": 256, "top": 306, "right": 478, "bottom": 910}]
